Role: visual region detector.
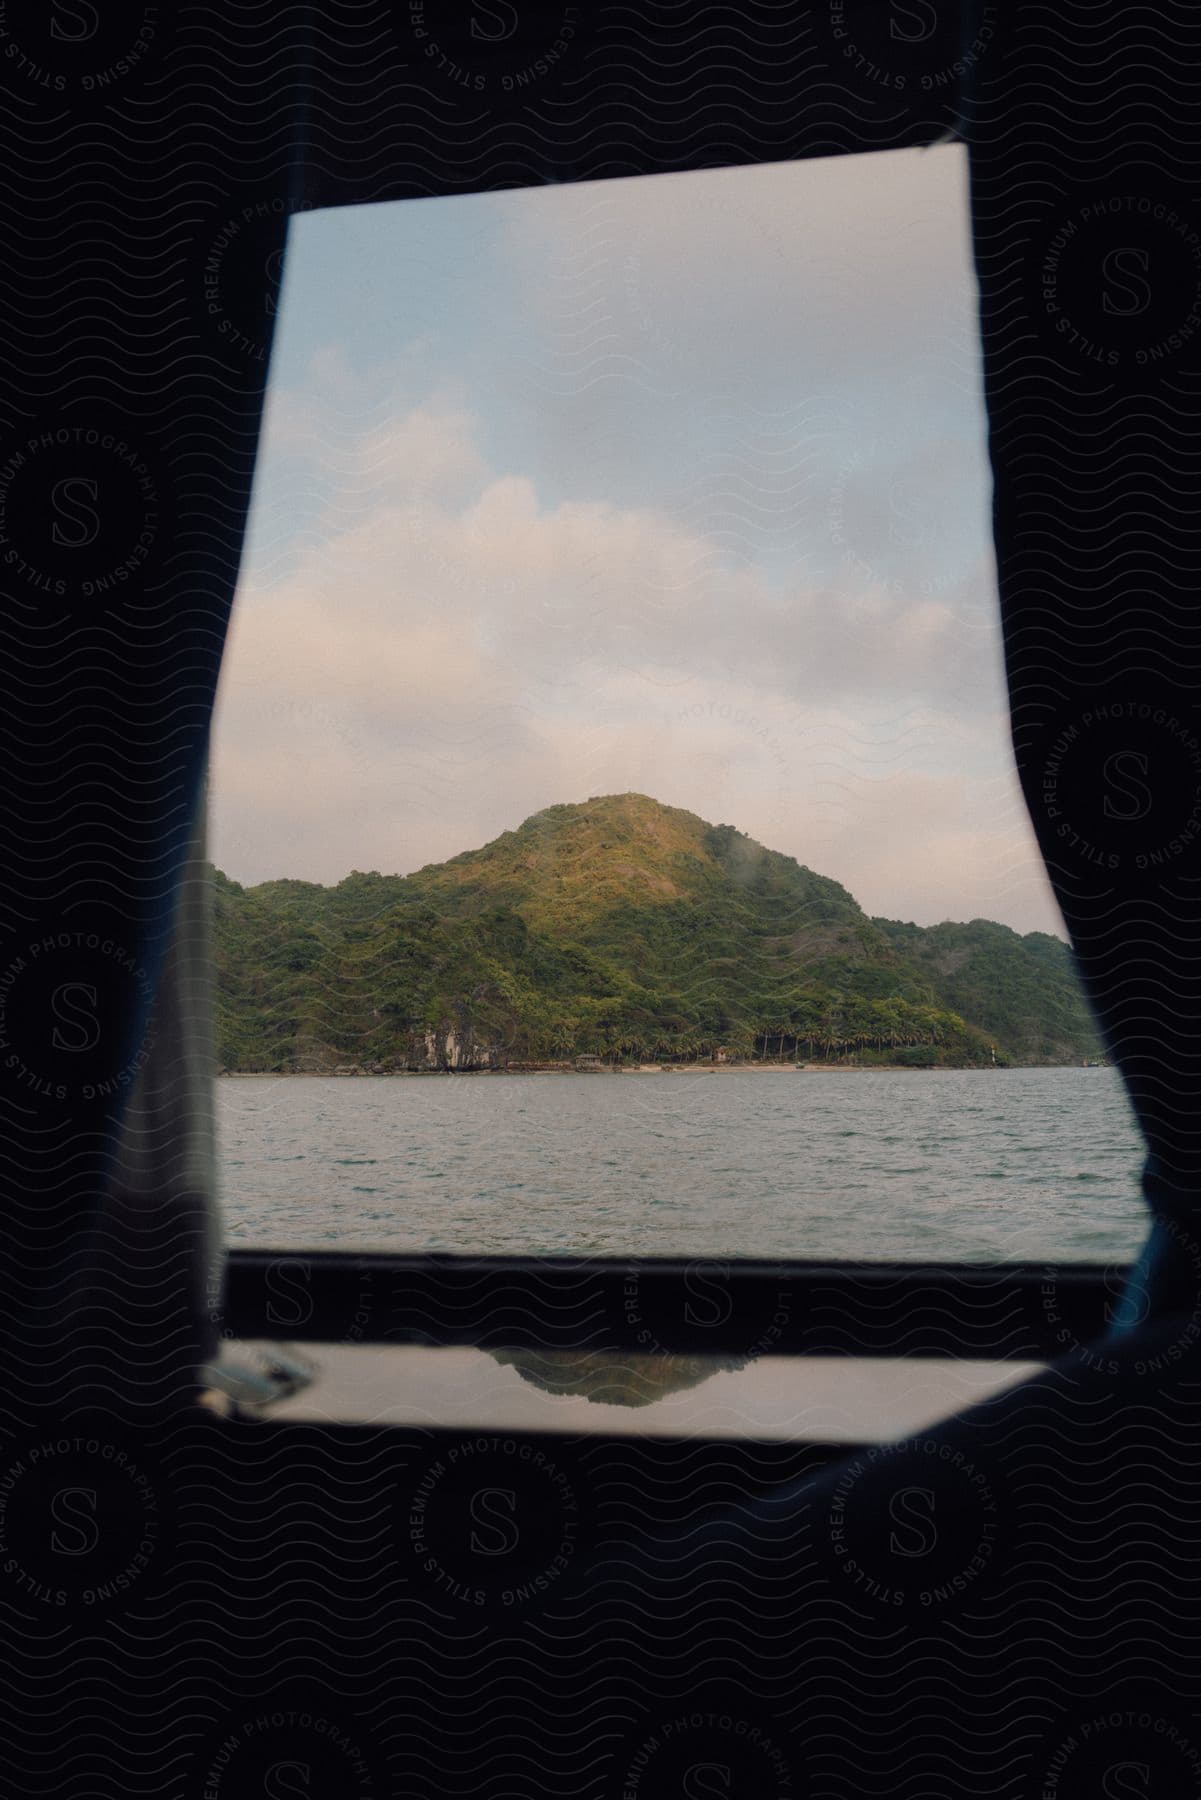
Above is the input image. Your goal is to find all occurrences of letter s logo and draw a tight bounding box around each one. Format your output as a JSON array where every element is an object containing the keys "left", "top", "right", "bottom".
[
  {"left": 891, "top": 0, "right": 938, "bottom": 42},
  {"left": 265, "top": 1259, "right": 313, "bottom": 1326},
  {"left": 1102, "top": 749, "right": 1153, "bottom": 821},
  {"left": 50, "top": 982, "right": 100, "bottom": 1053},
  {"left": 684, "top": 1262, "right": 733, "bottom": 1329},
  {"left": 1104, "top": 1261, "right": 1149, "bottom": 1329},
  {"left": 50, "top": 477, "right": 101, "bottom": 549},
  {"left": 1102, "top": 247, "right": 1152, "bottom": 317},
  {"left": 888, "top": 1486, "right": 938, "bottom": 1558},
  {"left": 264, "top": 1763, "right": 312, "bottom": 1799},
  {"left": 683, "top": 1764, "right": 732, "bottom": 1799},
  {"left": 51, "top": 1, "right": 101, "bottom": 41},
  {"left": 469, "top": 1487, "right": 519, "bottom": 1556},
  {"left": 50, "top": 1486, "right": 99, "bottom": 1556},
  {"left": 1101, "top": 1762, "right": 1151, "bottom": 1799},
  {"left": 472, "top": 1, "right": 519, "bottom": 42}
]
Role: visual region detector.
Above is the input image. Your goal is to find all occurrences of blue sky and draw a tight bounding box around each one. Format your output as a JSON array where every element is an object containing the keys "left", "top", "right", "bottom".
[{"left": 212, "top": 145, "right": 1065, "bottom": 937}]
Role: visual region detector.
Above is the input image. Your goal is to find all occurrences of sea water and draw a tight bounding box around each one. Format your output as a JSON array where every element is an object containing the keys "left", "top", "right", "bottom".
[{"left": 217, "top": 1066, "right": 1147, "bottom": 1262}]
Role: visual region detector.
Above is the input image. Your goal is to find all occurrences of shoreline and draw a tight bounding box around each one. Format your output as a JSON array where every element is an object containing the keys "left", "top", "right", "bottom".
[{"left": 217, "top": 1062, "right": 1097, "bottom": 1078}]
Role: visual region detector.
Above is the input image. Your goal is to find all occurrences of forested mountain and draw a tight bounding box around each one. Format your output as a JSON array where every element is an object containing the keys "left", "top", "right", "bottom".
[
  {"left": 872, "top": 918, "right": 1097, "bottom": 1066},
  {"left": 213, "top": 793, "right": 1102, "bottom": 1071}
]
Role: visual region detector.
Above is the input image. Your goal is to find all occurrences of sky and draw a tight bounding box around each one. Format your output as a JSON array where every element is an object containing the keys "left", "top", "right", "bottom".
[{"left": 209, "top": 144, "right": 1067, "bottom": 938}]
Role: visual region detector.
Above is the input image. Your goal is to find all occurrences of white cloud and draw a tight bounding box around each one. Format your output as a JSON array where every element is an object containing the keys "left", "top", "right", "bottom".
[{"left": 212, "top": 383, "right": 1062, "bottom": 936}]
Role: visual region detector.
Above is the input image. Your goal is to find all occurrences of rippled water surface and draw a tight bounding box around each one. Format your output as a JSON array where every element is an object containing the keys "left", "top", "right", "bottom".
[{"left": 218, "top": 1067, "right": 1148, "bottom": 1261}]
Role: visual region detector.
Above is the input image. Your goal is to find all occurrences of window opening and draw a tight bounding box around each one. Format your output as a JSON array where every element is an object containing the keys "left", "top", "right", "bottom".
[{"left": 211, "top": 148, "right": 1144, "bottom": 1264}]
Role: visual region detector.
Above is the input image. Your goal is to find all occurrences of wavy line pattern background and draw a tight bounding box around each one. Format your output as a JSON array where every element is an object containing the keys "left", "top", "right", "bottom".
[{"left": 3, "top": 3, "right": 1200, "bottom": 1795}]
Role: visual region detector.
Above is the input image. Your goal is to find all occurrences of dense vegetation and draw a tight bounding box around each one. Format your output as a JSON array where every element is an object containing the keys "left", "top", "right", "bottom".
[{"left": 212, "top": 793, "right": 1102, "bottom": 1071}]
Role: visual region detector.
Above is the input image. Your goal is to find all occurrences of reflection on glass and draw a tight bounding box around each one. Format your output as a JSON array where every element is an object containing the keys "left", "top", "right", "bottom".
[{"left": 491, "top": 1347, "right": 747, "bottom": 1407}]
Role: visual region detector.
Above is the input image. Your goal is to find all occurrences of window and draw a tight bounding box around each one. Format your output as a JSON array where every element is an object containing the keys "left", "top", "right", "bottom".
[{"left": 211, "top": 147, "right": 1144, "bottom": 1266}]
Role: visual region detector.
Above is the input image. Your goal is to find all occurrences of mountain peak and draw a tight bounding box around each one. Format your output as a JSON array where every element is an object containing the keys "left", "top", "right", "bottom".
[
  {"left": 214, "top": 795, "right": 1101, "bottom": 1070},
  {"left": 519, "top": 790, "right": 707, "bottom": 838}
]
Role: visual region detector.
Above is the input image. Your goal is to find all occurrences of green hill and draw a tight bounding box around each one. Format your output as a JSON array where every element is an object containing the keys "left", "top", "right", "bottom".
[
  {"left": 871, "top": 917, "right": 1098, "bottom": 1066},
  {"left": 212, "top": 792, "right": 1102, "bottom": 1071}
]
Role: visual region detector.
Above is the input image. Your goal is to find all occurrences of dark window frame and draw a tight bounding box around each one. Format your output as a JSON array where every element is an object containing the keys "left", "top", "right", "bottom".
[{"left": 222, "top": 1250, "right": 1116, "bottom": 1358}]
